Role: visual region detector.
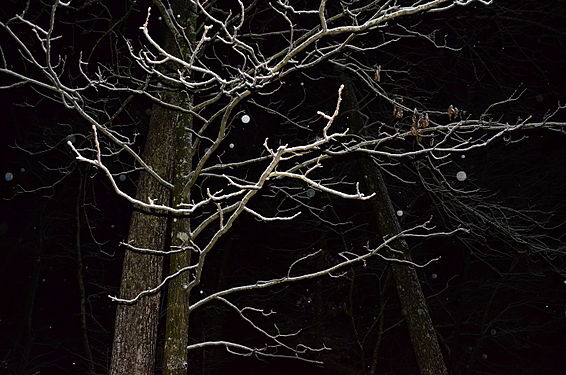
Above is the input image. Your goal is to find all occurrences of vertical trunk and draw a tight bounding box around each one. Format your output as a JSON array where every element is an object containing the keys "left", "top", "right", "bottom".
[
  {"left": 109, "top": 103, "right": 176, "bottom": 375},
  {"left": 75, "top": 174, "right": 94, "bottom": 374},
  {"left": 110, "top": 3, "right": 196, "bottom": 374},
  {"left": 162, "top": 2, "right": 196, "bottom": 374},
  {"left": 12, "top": 204, "right": 44, "bottom": 370},
  {"left": 340, "top": 79, "right": 448, "bottom": 375},
  {"left": 163, "top": 87, "right": 194, "bottom": 375},
  {"left": 163, "top": 209, "right": 191, "bottom": 375}
]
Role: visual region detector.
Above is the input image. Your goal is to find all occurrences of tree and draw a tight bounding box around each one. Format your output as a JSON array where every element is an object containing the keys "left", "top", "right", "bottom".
[
  {"left": 1, "top": 0, "right": 564, "bottom": 374},
  {"left": 339, "top": 74, "right": 447, "bottom": 374}
]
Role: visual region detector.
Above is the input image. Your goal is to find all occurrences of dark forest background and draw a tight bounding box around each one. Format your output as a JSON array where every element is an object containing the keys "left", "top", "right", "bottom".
[{"left": 1, "top": 1, "right": 565, "bottom": 374}]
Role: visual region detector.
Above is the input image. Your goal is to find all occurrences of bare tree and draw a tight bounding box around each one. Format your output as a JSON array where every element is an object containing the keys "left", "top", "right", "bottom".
[{"left": 2, "top": 0, "right": 564, "bottom": 374}]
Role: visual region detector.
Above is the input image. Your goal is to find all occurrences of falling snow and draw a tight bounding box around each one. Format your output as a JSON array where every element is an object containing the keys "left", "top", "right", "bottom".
[
  {"left": 396, "top": 210, "right": 403, "bottom": 217},
  {"left": 4, "top": 172, "right": 13, "bottom": 182},
  {"left": 456, "top": 171, "right": 467, "bottom": 182},
  {"left": 241, "top": 114, "right": 251, "bottom": 124},
  {"left": 306, "top": 189, "right": 315, "bottom": 198}
]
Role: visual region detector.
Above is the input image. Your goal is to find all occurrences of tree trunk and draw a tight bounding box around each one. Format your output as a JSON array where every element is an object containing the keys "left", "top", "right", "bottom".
[
  {"left": 75, "top": 174, "right": 95, "bottom": 374},
  {"left": 12, "top": 203, "right": 45, "bottom": 371},
  {"left": 162, "top": 82, "right": 193, "bottom": 375},
  {"left": 109, "top": 102, "right": 176, "bottom": 375},
  {"left": 110, "top": 2, "right": 197, "bottom": 374},
  {"left": 362, "top": 166, "right": 448, "bottom": 375},
  {"left": 162, "top": 3, "right": 196, "bottom": 374},
  {"left": 340, "top": 79, "right": 448, "bottom": 375},
  {"left": 163, "top": 207, "right": 191, "bottom": 375}
]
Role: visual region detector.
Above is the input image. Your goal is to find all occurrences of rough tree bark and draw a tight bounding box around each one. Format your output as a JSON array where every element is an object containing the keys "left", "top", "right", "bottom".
[
  {"left": 340, "top": 77, "right": 448, "bottom": 375},
  {"left": 163, "top": 109, "right": 193, "bottom": 375},
  {"left": 109, "top": 102, "right": 176, "bottom": 375},
  {"left": 162, "top": 2, "right": 196, "bottom": 374},
  {"left": 111, "top": 2, "right": 196, "bottom": 374}
]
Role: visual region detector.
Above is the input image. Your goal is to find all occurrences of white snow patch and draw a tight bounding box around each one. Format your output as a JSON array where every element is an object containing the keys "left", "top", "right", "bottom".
[{"left": 177, "top": 232, "right": 189, "bottom": 242}]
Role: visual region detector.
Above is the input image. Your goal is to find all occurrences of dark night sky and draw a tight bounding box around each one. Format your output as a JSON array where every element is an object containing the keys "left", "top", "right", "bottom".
[{"left": 1, "top": 1, "right": 566, "bottom": 374}]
